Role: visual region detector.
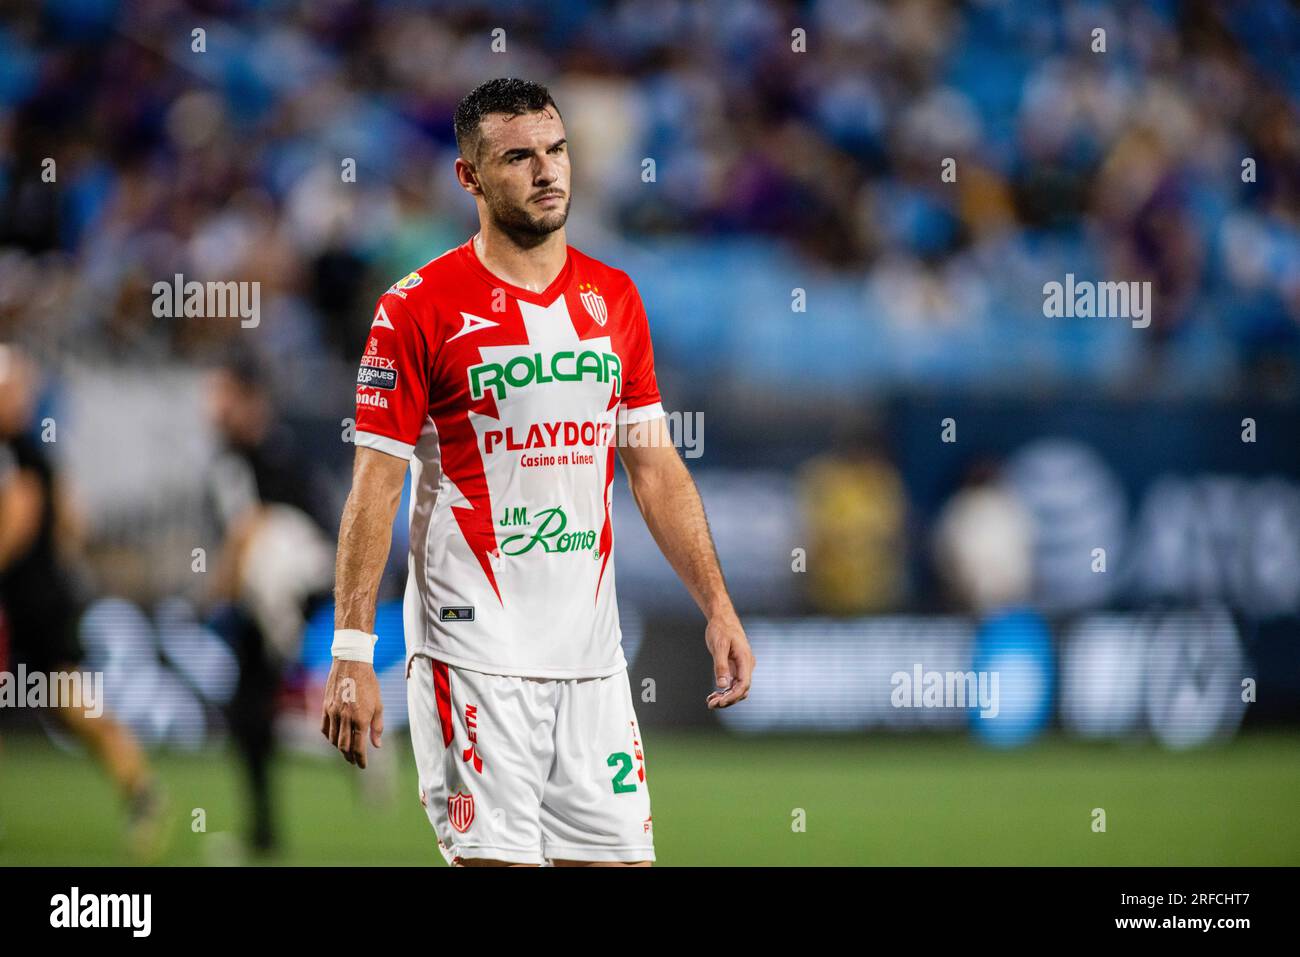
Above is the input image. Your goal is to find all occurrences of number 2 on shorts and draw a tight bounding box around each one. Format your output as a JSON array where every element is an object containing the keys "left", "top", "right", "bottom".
[{"left": 606, "top": 751, "right": 637, "bottom": 794}]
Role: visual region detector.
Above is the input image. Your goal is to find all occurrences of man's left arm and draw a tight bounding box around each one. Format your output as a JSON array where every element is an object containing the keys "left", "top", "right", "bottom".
[{"left": 618, "top": 416, "right": 754, "bottom": 708}]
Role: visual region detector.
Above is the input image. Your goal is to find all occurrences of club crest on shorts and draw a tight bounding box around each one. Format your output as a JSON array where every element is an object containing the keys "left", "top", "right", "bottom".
[
  {"left": 578, "top": 282, "right": 607, "bottom": 326},
  {"left": 448, "top": 790, "right": 475, "bottom": 832}
]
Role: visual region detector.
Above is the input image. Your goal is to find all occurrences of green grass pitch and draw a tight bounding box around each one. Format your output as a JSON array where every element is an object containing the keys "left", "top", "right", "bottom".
[{"left": 2, "top": 730, "right": 1297, "bottom": 866}]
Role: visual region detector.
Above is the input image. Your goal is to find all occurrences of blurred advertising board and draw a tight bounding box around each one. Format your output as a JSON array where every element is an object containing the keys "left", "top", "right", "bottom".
[{"left": 630, "top": 607, "right": 1291, "bottom": 745}]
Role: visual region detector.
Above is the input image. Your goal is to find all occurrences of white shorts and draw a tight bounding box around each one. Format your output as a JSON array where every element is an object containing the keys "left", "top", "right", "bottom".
[{"left": 406, "top": 655, "right": 656, "bottom": 865}]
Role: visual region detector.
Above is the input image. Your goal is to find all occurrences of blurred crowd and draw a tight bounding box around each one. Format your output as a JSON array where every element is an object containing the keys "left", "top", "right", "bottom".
[
  {"left": 0, "top": 0, "right": 1297, "bottom": 398},
  {"left": 0, "top": 0, "right": 1297, "bottom": 615}
]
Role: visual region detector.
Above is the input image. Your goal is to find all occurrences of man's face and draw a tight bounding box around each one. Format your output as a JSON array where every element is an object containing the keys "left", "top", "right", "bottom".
[{"left": 464, "top": 108, "right": 571, "bottom": 241}]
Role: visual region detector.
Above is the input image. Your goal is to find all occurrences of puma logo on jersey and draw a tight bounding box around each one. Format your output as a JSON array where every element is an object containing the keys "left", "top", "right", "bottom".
[{"left": 448, "top": 312, "right": 499, "bottom": 343}]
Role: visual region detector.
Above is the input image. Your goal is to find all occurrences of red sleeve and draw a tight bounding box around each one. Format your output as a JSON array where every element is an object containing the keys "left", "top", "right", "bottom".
[
  {"left": 353, "top": 294, "right": 430, "bottom": 460},
  {"left": 618, "top": 285, "right": 663, "bottom": 423}
]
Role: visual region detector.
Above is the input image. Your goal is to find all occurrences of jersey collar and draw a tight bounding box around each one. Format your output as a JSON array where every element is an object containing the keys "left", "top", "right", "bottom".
[{"left": 461, "top": 234, "right": 574, "bottom": 307}]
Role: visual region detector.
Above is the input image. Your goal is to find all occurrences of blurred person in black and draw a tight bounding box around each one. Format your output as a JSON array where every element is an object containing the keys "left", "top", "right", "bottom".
[
  {"left": 203, "top": 353, "right": 333, "bottom": 855},
  {"left": 0, "top": 345, "right": 167, "bottom": 858}
]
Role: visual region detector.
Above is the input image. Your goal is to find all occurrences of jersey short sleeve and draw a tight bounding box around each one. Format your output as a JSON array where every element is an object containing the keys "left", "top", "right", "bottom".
[
  {"left": 617, "top": 285, "right": 663, "bottom": 425},
  {"left": 354, "top": 294, "right": 431, "bottom": 460}
]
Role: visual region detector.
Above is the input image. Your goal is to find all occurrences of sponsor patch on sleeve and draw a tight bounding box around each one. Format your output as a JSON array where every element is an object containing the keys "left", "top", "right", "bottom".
[
  {"left": 386, "top": 272, "right": 423, "bottom": 298},
  {"left": 357, "top": 366, "right": 398, "bottom": 390}
]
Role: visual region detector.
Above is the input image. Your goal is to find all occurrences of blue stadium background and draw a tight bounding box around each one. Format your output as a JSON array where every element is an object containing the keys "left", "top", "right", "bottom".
[{"left": 1, "top": 0, "right": 1298, "bottom": 752}]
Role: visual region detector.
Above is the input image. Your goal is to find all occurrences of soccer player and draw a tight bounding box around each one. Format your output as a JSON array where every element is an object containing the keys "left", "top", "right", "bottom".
[
  {"left": 320, "top": 78, "right": 754, "bottom": 866},
  {"left": 0, "top": 345, "right": 167, "bottom": 859}
]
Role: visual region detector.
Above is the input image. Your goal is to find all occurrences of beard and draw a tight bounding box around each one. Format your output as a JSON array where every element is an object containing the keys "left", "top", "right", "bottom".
[{"left": 482, "top": 186, "right": 570, "bottom": 248}]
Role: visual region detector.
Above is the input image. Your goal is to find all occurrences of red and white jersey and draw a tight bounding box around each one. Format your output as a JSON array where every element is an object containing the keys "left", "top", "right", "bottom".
[{"left": 354, "top": 236, "right": 664, "bottom": 679}]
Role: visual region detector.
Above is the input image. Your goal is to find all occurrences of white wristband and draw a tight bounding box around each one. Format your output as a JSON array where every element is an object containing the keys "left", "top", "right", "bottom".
[{"left": 332, "top": 629, "right": 379, "bottom": 664}]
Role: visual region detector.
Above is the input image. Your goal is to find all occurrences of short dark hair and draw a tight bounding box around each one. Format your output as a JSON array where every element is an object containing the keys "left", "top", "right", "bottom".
[{"left": 453, "top": 78, "right": 560, "bottom": 161}]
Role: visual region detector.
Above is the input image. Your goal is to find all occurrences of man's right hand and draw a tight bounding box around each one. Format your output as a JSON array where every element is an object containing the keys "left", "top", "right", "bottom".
[{"left": 320, "top": 659, "right": 384, "bottom": 768}]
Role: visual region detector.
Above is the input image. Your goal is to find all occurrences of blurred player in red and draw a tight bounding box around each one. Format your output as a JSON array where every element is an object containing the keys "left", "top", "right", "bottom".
[
  {"left": 319, "top": 79, "right": 755, "bottom": 866},
  {"left": 0, "top": 345, "right": 167, "bottom": 859}
]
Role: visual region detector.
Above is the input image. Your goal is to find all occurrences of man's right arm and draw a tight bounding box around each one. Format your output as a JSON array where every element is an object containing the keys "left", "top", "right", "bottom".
[
  {"left": 320, "top": 445, "right": 409, "bottom": 768},
  {"left": 334, "top": 446, "right": 409, "bottom": 631}
]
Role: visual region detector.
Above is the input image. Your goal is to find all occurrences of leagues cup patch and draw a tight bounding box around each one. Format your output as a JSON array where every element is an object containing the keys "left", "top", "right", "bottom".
[
  {"left": 357, "top": 365, "right": 397, "bottom": 390},
  {"left": 359, "top": 337, "right": 397, "bottom": 388}
]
